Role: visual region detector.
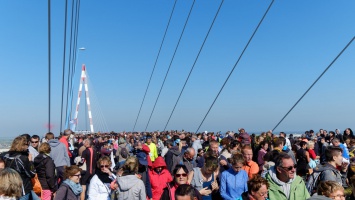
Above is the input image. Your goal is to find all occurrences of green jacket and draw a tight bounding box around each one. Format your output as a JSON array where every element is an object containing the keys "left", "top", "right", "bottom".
[{"left": 266, "top": 172, "right": 310, "bottom": 200}]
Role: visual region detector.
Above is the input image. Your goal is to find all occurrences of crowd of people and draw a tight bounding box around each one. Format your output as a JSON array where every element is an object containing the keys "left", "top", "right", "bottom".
[{"left": 0, "top": 128, "right": 354, "bottom": 200}]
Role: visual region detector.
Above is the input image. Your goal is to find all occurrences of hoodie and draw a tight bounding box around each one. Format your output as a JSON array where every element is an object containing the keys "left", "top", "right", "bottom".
[
  {"left": 266, "top": 166, "right": 310, "bottom": 200},
  {"left": 48, "top": 139, "right": 71, "bottom": 167},
  {"left": 116, "top": 175, "right": 146, "bottom": 200},
  {"left": 164, "top": 146, "right": 181, "bottom": 173},
  {"left": 148, "top": 157, "right": 172, "bottom": 200},
  {"left": 314, "top": 163, "right": 344, "bottom": 186}
]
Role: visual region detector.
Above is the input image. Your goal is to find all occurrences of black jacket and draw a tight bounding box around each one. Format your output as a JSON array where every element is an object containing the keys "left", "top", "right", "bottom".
[
  {"left": 1, "top": 151, "right": 35, "bottom": 195},
  {"left": 33, "top": 153, "right": 57, "bottom": 192}
]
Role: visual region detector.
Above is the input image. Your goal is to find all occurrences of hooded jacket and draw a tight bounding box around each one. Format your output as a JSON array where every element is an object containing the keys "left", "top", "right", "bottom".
[
  {"left": 165, "top": 146, "right": 181, "bottom": 173},
  {"left": 314, "top": 163, "right": 344, "bottom": 186},
  {"left": 116, "top": 175, "right": 146, "bottom": 200},
  {"left": 148, "top": 157, "right": 172, "bottom": 200},
  {"left": 48, "top": 139, "right": 71, "bottom": 167},
  {"left": 33, "top": 153, "right": 57, "bottom": 192},
  {"left": 266, "top": 166, "right": 310, "bottom": 200}
]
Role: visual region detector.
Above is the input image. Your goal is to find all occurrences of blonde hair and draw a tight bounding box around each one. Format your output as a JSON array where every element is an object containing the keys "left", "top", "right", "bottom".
[
  {"left": 0, "top": 168, "right": 23, "bottom": 198},
  {"left": 97, "top": 156, "right": 112, "bottom": 168},
  {"left": 123, "top": 156, "right": 138, "bottom": 174},
  {"left": 38, "top": 142, "right": 51, "bottom": 154},
  {"left": 307, "top": 141, "right": 315, "bottom": 149},
  {"left": 9, "top": 136, "right": 27, "bottom": 152},
  {"left": 317, "top": 181, "right": 344, "bottom": 197}
]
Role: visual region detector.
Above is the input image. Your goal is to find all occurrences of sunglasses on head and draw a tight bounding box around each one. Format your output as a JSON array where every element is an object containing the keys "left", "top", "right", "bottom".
[
  {"left": 175, "top": 173, "right": 188, "bottom": 178},
  {"left": 100, "top": 165, "right": 109, "bottom": 168},
  {"left": 279, "top": 164, "right": 297, "bottom": 171}
]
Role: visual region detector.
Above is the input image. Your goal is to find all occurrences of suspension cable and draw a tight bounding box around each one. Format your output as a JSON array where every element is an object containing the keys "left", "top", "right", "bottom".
[
  {"left": 132, "top": 0, "right": 178, "bottom": 132},
  {"left": 163, "top": 0, "right": 224, "bottom": 131},
  {"left": 65, "top": 0, "right": 77, "bottom": 129},
  {"left": 272, "top": 36, "right": 355, "bottom": 132},
  {"left": 60, "top": 0, "right": 68, "bottom": 134},
  {"left": 145, "top": 0, "right": 196, "bottom": 132},
  {"left": 195, "top": 0, "right": 275, "bottom": 134},
  {"left": 48, "top": 0, "right": 51, "bottom": 132}
]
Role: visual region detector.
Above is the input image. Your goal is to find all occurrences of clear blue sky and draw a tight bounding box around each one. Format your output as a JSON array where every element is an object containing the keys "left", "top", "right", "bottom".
[{"left": 0, "top": 1, "right": 354, "bottom": 137}]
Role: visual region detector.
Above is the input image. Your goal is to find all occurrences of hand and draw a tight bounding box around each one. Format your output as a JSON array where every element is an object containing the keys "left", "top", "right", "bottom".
[
  {"left": 220, "top": 160, "right": 227, "bottom": 166},
  {"left": 199, "top": 187, "right": 212, "bottom": 196},
  {"left": 211, "top": 181, "right": 219, "bottom": 191},
  {"left": 102, "top": 168, "right": 112, "bottom": 176},
  {"left": 341, "top": 162, "right": 349, "bottom": 172}
]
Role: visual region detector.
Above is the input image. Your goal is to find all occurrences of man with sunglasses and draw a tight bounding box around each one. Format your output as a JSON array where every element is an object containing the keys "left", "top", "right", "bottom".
[
  {"left": 266, "top": 152, "right": 310, "bottom": 200},
  {"left": 28, "top": 135, "right": 40, "bottom": 161}
]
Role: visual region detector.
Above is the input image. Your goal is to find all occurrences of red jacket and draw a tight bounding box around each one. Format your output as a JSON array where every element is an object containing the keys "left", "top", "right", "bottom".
[
  {"left": 59, "top": 136, "right": 72, "bottom": 157},
  {"left": 148, "top": 157, "right": 172, "bottom": 200}
]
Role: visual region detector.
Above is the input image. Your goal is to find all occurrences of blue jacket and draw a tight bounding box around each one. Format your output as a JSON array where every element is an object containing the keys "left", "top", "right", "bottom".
[{"left": 220, "top": 168, "right": 248, "bottom": 200}]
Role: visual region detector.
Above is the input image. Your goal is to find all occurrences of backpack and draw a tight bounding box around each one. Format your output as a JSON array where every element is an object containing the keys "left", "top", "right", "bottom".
[
  {"left": 306, "top": 170, "right": 324, "bottom": 195},
  {"left": 306, "top": 169, "right": 338, "bottom": 195}
]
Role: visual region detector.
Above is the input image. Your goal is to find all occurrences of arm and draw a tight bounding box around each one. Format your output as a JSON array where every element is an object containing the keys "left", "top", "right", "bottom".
[
  {"left": 87, "top": 176, "right": 99, "bottom": 199},
  {"left": 63, "top": 144, "right": 71, "bottom": 166},
  {"left": 22, "top": 156, "right": 36, "bottom": 178},
  {"left": 145, "top": 170, "right": 153, "bottom": 199},
  {"left": 53, "top": 186, "right": 68, "bottom": 200},
  {"left": 305, "top": 151, "right": 310, "bottom": 163},
  {"left": 220, "top": 172, "right": 232, "bottom": 200},
  {"left": 46, "top": 158, "right": 57, "bottom": 191}
]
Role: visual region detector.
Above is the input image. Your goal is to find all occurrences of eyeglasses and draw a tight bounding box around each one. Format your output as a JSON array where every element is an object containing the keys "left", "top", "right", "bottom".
[
  {"left": 279, "top": 164, "right": 297, "bottom": 171},
  {"left": 175, "top": 173, "right": 188, "bottom": 178},
  {"left": 100, "top": 165, "right": 109, "bottom": 168},
  {"left": 258, "top": 192, "right": 268, "bottom": 197},
  {"left": 31, "top": 141, "right": 39, "bottom": 143},
  {"left": 72, "top": 174, "right": 81, "bottom": 177}
]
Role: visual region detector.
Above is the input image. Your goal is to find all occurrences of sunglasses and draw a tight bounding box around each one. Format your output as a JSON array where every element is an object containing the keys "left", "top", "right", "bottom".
[
  {"left": 72, "top": 174, "right": 81, "bottom": 177},
  {"left": 100, "top": 165, "right": 109, "bottom": 168},
  {"left": 31, "top": 141, "right": 39, "bottom": 143},
  {"left": 279, "top": 164, "right": 297, "bottom": 171},
  {"left": 175, "top": 173, "right": 188, "bottom": 178}
]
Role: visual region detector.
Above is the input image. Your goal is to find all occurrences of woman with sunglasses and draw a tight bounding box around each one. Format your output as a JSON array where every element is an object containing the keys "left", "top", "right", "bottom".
[
  {"left": 54, "top": 165, "right": 82, "bottom": 200},
  {"left": 160, "top": 164, "right": 202, "bottom": 200},
  {"left": 220, "top": 153, "right": 248, "bottom": 200},
  {"left": 87, "top": 156, "right": 117, "bottom": 200}
]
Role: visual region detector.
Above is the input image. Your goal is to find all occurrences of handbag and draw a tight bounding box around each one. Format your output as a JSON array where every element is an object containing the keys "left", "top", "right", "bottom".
[{"left": 31, "top": 173, "right": 43, "bottom": 196}]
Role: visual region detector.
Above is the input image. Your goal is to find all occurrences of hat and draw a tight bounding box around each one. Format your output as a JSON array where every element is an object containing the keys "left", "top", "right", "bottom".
[{"left": 136, "top": 152, "right": 148, "bottom": 166}]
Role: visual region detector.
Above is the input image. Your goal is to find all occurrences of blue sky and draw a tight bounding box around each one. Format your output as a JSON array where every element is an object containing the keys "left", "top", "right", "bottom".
[{"left": 0, "top": 1, "right": 354, "bottom": 137}]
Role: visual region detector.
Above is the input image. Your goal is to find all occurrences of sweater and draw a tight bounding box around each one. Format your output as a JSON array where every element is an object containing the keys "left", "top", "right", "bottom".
[{"left": 220, "top": 168, "right": 248, "bottom": 200}]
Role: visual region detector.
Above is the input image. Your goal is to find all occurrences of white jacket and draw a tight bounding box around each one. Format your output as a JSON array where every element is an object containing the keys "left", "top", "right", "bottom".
[{"left": 87, "top": 174, "right": 116, "bottom": 200}]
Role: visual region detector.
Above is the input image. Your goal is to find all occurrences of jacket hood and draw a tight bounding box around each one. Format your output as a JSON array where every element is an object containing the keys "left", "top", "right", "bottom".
[
  {"left": 153, "top": 156, "right": 167, "bottom": 168},
  {"left": 117, "top": 175, "right": 142, "bottom": 191},
  {"left": 48, "top": 139, "right": 61, "bottom": 147},
  {"left": 6, "top": 151, "right": 28, "bottom": 156},
  {"left": 170, "top": 146, "right": 181, "bottom": 156},
  {"left": 33, "top": 153, "right": 48, "bottom": 164},
  {"left": 268, "top": 166, "right": 295, "bottom": 186},
  {"left": 314, "top": 163, "right": 337, "bottom": 172}
]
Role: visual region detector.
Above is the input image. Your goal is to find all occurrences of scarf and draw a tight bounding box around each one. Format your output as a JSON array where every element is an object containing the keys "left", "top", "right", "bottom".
[
  {"left": 63, "top": 179, "right": 82, "bottom": 195},
  {"left": 96, "top": 169, "right": 113, "bottom": 184}
]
